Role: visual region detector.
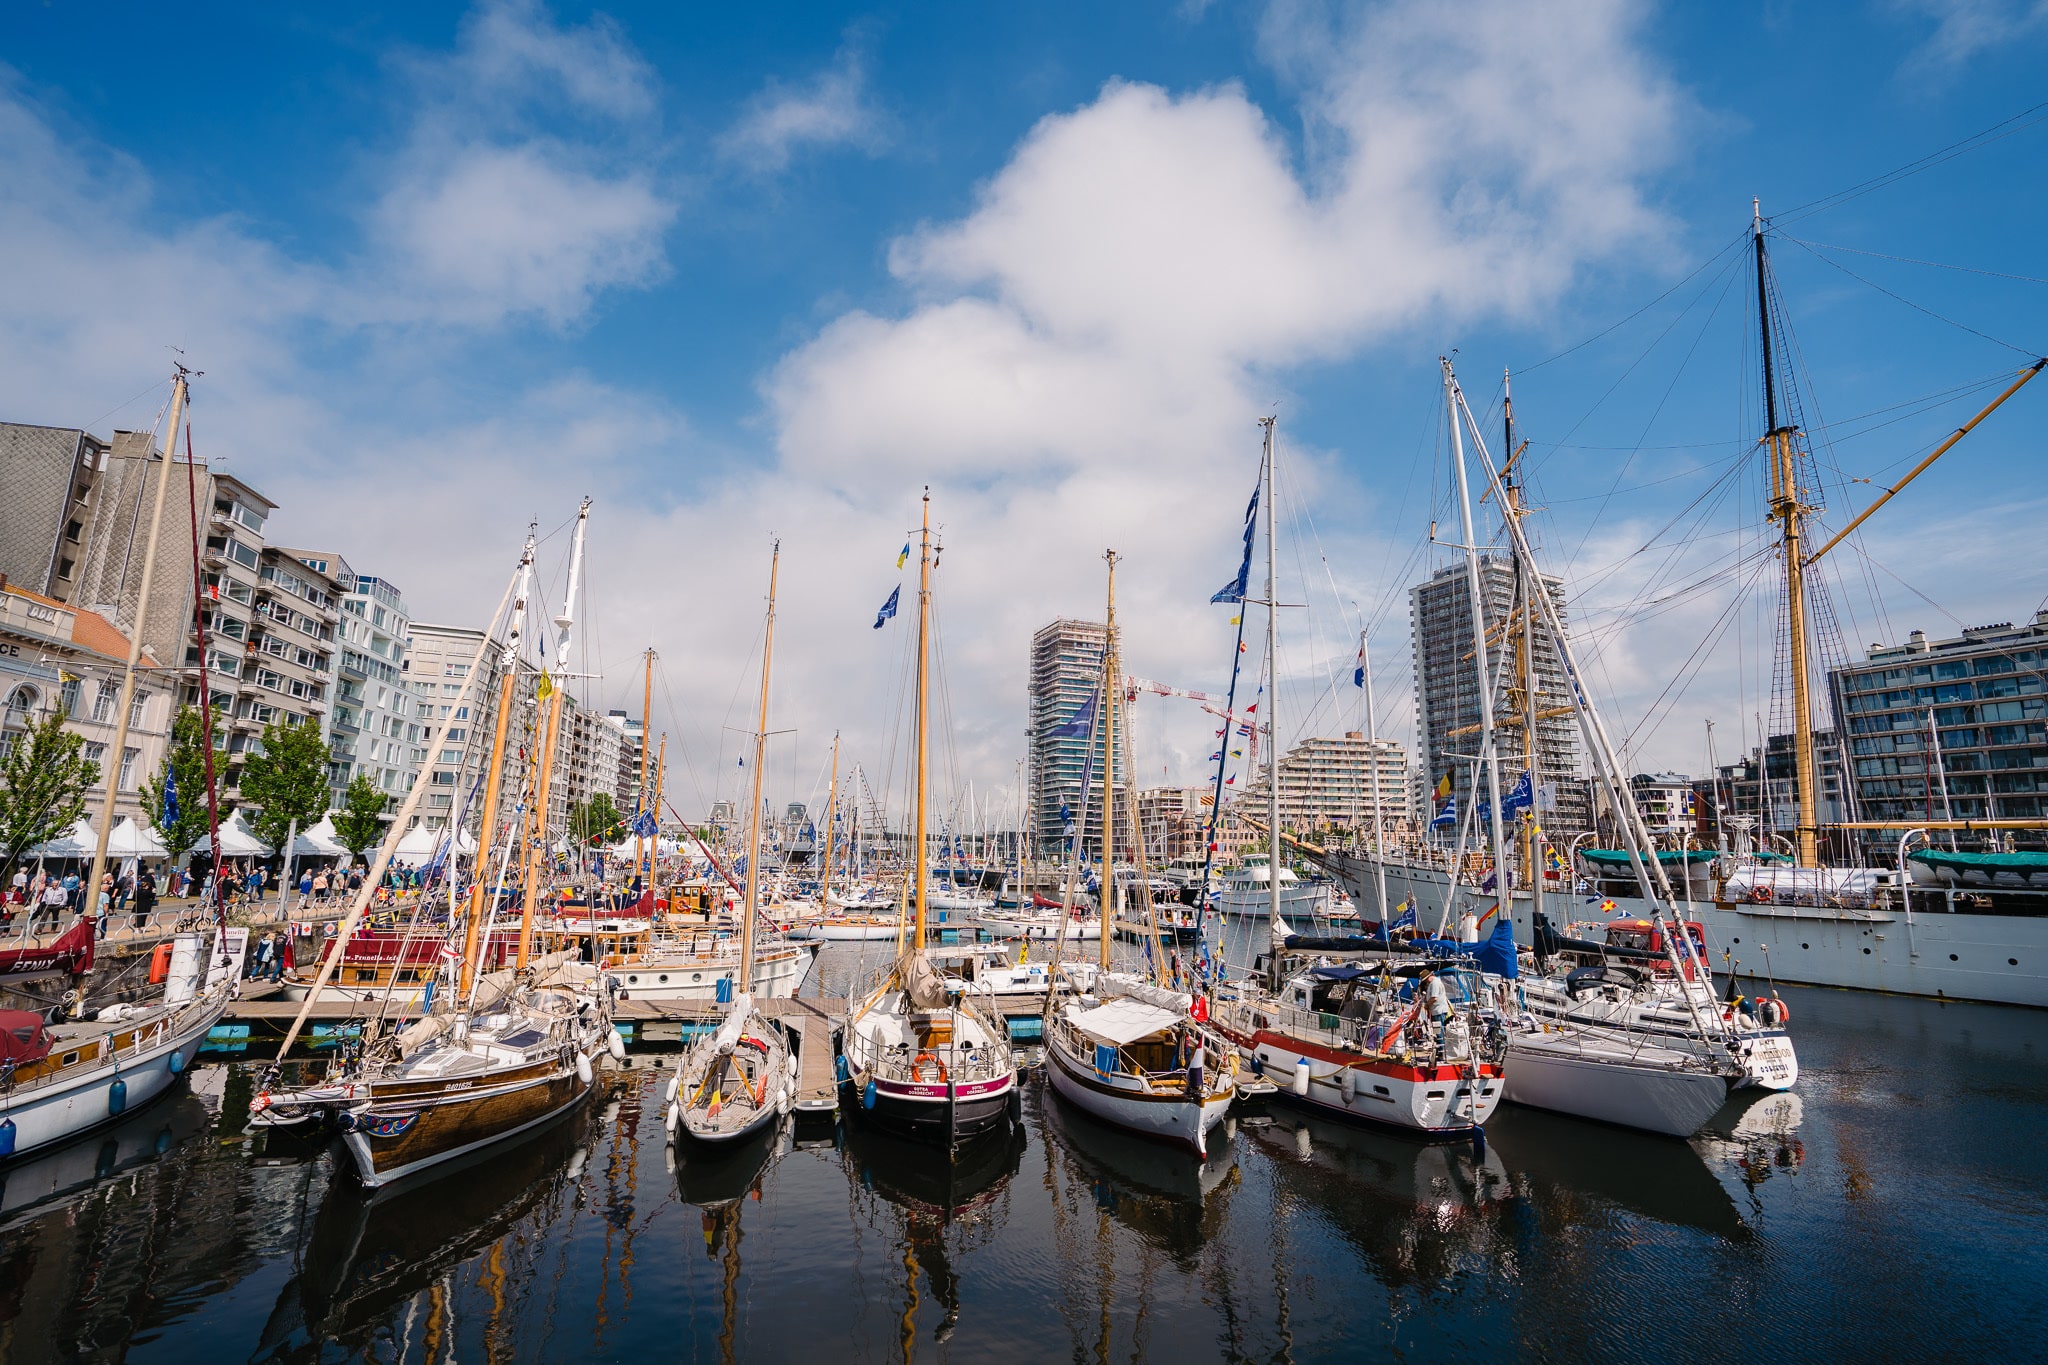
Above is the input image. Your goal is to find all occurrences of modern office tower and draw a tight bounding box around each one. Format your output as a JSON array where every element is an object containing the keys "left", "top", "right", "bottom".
[{"left": 1027, "top": 618, "right": 1121, "bottom": 856}]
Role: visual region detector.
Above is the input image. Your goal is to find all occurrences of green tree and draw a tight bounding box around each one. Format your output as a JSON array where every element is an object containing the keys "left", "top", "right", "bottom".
[
  {"left": 332, "top": 773, "right": 389, "bottom": 862},
  {"left": 0, "top": 709, "right": 100, "bottom": 870},
  {"left": 140, "top": 704, "right": 226, "bottom": 858},
  {"left": 571, "top": 792, "right": 625, "bottom": 846},
  {"left": 238, "top": 717, "right": 331, "bottom": 853}
]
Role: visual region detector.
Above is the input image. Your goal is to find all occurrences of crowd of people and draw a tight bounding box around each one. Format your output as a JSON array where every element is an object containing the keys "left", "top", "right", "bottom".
[{"left": 3, "top": 855, "right": 447, "bottom": 940}]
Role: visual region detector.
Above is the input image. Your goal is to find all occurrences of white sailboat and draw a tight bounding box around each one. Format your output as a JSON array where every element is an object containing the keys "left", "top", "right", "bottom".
[{"left": 667, "top": 543, "right": 797, "bottom": 1146}]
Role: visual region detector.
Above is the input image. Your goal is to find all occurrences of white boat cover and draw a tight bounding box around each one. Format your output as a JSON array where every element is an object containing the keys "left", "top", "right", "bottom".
[
  {"left": 1722, "top": 866, "right": 1884, "bottom": 905},
  {"left": 1068, "top": 997, "right": 1183, "bottom": 1048},
  {"left": 708, "top": 995, "right": 755, "bottom": 1053},
  {"left": 105, "top": 816, "right": 168, "bottom": 858},
  {"left": 1096, "top": 973, "right": 1192, "bottom": 1014}
]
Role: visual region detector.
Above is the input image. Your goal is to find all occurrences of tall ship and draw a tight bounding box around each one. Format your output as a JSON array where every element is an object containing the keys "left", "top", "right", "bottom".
[{"left": 1316, "top": 211, "right": 2048, "bottom": 1008}]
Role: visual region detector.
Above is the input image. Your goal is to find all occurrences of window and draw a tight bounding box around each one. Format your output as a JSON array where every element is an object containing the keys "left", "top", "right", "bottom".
[
  {"left": 255, "top": 668, "right": 284, "bottom": 690},
  {"left": 227, "top": 537, "right": 258, "bottom": 570},
  {"left": 119, "top": 747, "right": 138, "bottom": 791},
  {"left": 60, "top": 677, "right": 81, "bottom": 715},
  {"left": 56, "top": 557, "right": 74, "bottom": 581},
  {"left": 92, "top": 681, "right": 118, "bottom": 723},
  {"left": 455, "top": 706, "right": 470, "bottom": 720},
  {"left": 65, "top": 519, "right": 82, "bottom": 544},
  {"left": 442, "top": 684, "right": 461, "bottom": 697},
  {"left": 130, "top": 691, "right": 149, "bottom": 728},
  {"left": 81, "top": 740, "right": 107, "bottom": 768},
  {"left": 444, "top": 664, "right": 467, "bottom": 678}
]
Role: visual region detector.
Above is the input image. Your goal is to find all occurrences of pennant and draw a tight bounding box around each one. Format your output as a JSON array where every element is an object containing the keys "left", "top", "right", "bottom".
[
  {"left": 897, "top": 542, "right": 912, "bottom": 570},
  {"left": 161, "top": 767, "right": 180, "bottom": 828},
  {"left": 872, "top": 585, "right": 901, "bottom": 629},
  {"left": 535, "top": 671, "right": 555, "bottom": 703},
  {"left": 1209, "top": 751, "right": 1222, "bottom": 761},
  {"left": 1229, "top": 615, "right": 1241, "bottom": 625}
]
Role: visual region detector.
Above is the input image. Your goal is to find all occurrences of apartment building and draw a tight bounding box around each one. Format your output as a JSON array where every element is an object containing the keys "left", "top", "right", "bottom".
[
  {"left": 1027, "top": 618, "right": 1120, "bottom": 854},
  {"left": 1237, "top": 733, "right": 1412, "bottom": 840}
]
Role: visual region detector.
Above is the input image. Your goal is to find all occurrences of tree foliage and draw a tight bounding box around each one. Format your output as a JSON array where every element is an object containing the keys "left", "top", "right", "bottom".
[
  {"left": 571, "top": 792, "right": 624, "bottom": 846},
  {"left": 0, "top": 709, "right": 99, "bottom": 870},
  {"left": 332, "top": 773, "right": 388, "bottom": 860},
  {"left": 238, "top": 717, "right": 331, "bottom": 852},
  {"left": 140, "top": 704, "right": 225, "bottom": 858}
]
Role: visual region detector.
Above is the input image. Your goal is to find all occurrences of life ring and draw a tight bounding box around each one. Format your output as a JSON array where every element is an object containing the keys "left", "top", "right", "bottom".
[
  {"left": 1750, "top": 884, "right": 1775, "bottom": 904},
  {"left": 911, "top": 1050, "right": 949, "bottom": 1085},
  {"left": 1772, "top": 996, "right": 1790, "bottom": 1023},
  {"left": 148, "top": 942, "right": 174, "bottom": 984}
]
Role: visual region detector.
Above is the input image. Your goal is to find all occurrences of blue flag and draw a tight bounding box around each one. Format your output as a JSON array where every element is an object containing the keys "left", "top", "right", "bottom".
[
  {"left": 1048, "top": 693, "right": 1097, "bottom": 740},
  {"left": 1210, "top": 479, "right": 1261, "bottom": 604},
  {"left": 161, "top": 766, "right": 180, "bottom": 828},
  {"left": 631, "top": 809, "right": 658, "bottom": 838},
  {"left": 1430, "top": 796, "right": 1457, "bottom": 829},
  {"left": 1353, "top": 642, "right": 1365, "bottom": 689},
  {"left": 873, "top": 585, "right": 900, "bottom": 629},
  {"left": 1503, "top": 769, "right": 1534, "bottom": 815},
  {"left": 1391, "top": 904, "right": 1417, "bottom": 931}
]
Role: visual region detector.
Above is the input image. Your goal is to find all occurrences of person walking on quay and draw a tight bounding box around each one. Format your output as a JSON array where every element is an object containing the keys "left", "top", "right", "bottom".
[
  {"left": 249, "top": 930, "right": 273, "bottom": 980},
  {"left": 61, "top": 869, "right": 81, "bottom": 913},
  {"left": 38, "top": 876, "right": 67, "bottom": 935},
  {"left": 347, "top": 866, "right": 362, "bottom": 897},
  {"left": 134, "top": 867, "right": 157, "bottom": 930},
  {"left": 311, "top": 868, "right": 330, "bottom": 906}
]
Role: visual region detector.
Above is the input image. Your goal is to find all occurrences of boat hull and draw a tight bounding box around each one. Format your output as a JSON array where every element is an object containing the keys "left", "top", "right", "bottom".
[
  {"left": 844, "top": 1071, "right": 1017, "bottom": 1145},
  {"left": 1043, "top": 1036, "right": 1231, "bottom": 1156},
  {"left": 1219, "top": 1025, "right": 1504, "bottom": 1138},
  {"left": 339, "top": 1057, "right": 593, "bottom": 1188},
  {"left": 612, "top": 945, "right": 815, "bottom": 1002},
  {"left": 0, "top": 992, "right": 227, "bottom": 1165},
  {"left": 1504, "top": 1036, "right": 1731, "bottom": 1137},
  {"left": 976, "top": 914, "right": 1102, "bottom": 942}
]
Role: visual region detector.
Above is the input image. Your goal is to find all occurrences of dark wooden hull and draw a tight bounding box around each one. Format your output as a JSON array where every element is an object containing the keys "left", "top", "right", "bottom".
[{"left": 339, "top": 1057, "right": 592, "bottom": 1188}]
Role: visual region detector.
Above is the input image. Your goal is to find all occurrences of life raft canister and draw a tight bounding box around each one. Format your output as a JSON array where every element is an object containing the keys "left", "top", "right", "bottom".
[{"left": 148, "top": 941, "right": 174, "bottom": 984}]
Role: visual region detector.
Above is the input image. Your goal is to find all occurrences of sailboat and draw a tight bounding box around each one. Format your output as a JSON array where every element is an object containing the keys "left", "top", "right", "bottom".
[
  {"left": 839, "top": 491, "right": 1021, "bottom": 1149},
  {"left": 1208, "top": 418, "right": 1509, "bottom": 1139},
  {"left": 665, "top": 543, "right": 797, "bottom": 1146},
  {"left": 1042, "top": 549, "right": 1239, "bottom": 1156},
  {"left": 2, "top": 366, "right": 239, "bottom": 1167},
  {"left": 252, "top": 509, "right": 618, "bottom": 1187}
]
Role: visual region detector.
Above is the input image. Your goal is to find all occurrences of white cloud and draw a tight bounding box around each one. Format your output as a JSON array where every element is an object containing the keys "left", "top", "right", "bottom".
[
  {"left": 1892, "top": 0, "right": 2048, "bottom": 73},
  {"left": 363, "top": 0, "right": 677, "bottom": 326},
  {"left": 718, "top": 35, "right": 889, "bottom": 174}
]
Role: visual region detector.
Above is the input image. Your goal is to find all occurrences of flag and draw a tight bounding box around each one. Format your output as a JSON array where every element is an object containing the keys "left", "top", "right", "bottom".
[
  {"left": 1434, "top": 772, "right": 1453, "bottom": 801},
  {"left": 1224, "top": 775, "right": 1236, "bottom": 786},
  {"left": 1546, "top": 846, "right": 1568, "bottom": 873},
  {"left": 1503, "top": 770, "right": 1534, "bottom": 815},
  {"left": 1353, "top": 643, "right": 1365, "bottom": 688},
  {"left": 1430, "top": 796, "right": 1457, "bottom": 828},
  {"left": 1229, "top": 615, "right": 1241, "bottom": 625},
  {"left": 1238, "top": 641, "right": 1248, "bottom": 653},
  {"left": 1230, "top": 748, "right": 1243, "bottom": 758},
  {"left": 160, "top": 767, "right": 180, "bottom": 828},
  {"left": 535, "top": 671, "right": 555, "bottom": 703},
  {"left": 897, "top": 542, "right": 911, "bottom": 569},
  {"left": 1391, "top": 903, "right": 1417, "bottom": 930},
  {"left": 1480, "top": 869, "right": 1497, "bottom": 893},
  {"left": 1210, "top": 479, "right": 1261, "bottom": 603},
  {"left": 1209, "top": 751, "right": 1222, "bottom": 761},
  {"left": 872, "top": 585, "right": 900, "bottom": 629},
  {"left": 1049, "top": 693, "right": 1097, "bottom": 739},
  {"left": 631, "top": 809, "right": 658, "bottom": 838}
]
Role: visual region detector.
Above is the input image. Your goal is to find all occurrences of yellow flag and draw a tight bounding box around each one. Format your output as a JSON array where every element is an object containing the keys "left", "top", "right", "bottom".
[
  {"left": 1229, "top": 615, "right": 1241, "bottom": 625},
  {"left": 535, "top": 671, "right": 555, "bottom": 703}
]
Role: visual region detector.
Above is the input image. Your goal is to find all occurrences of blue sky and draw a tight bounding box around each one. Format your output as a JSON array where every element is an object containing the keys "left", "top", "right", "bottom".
[{"left": 4, "top": 1, "right": 2045, "bottom": 816}]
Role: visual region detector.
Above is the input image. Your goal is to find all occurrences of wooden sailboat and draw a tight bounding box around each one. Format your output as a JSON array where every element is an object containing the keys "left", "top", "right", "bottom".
[
  {"left": 840, "top": 492, "right": 1020, "bottom": 1149},
  {"left": 665, "top": 542, "right": 796, "bottom": 1146},
  {"left": 252, "top": 508, "right": 618, "bottom": 1187},
  {"left": 1042, "top": 550, "right": 1239, "bottom": 1156}
]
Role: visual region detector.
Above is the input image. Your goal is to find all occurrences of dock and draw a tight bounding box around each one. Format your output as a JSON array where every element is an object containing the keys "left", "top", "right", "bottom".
[{"left": 214, "top": 990, "right": 1053, "bottom": 1116}]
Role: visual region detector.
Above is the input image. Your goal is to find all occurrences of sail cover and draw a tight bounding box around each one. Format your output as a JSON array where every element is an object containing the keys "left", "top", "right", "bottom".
[{"left": 1067, "top": 998, "right": 1181, "bottom": 1048}]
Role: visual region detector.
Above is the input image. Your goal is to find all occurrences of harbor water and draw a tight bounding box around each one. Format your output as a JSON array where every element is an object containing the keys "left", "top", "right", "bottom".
[{"left": 3, "top": 948, "right": 2043, "bottom": 1362}]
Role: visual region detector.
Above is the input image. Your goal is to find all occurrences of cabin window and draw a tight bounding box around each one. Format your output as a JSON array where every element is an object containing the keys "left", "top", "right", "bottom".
[
  {"left": 62, "top": 1051, "right": 79, "bottom": 1066},
  {"left": 348, "top": 968, "right": 378, "bottom": 983}
]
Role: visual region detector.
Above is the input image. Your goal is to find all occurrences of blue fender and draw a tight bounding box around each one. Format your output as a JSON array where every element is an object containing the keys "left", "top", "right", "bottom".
[{"left": 108, "top": 1077, "right": 127, "bottom": 1116}]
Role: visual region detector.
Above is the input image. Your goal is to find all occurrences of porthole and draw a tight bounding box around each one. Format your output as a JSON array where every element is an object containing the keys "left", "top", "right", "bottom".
[
  {"left": 692, "top": 973, "right": 703, "bottom": 982},
  {"left": 1732, "top": 937, "right": 1740, "bottom": 945},
  {"left": 2010, "top": 958, "right": 2019, "bottom": 967},
  {"left": 1950, "top": 954, "right": 1959, "bottom": 962},
  {"left": 1862, "top": 947, "right": 1871, "bottom": 955},
  {"left": 1801, "top": 943, "right": 1809, "bottom": 950},
  {"left": 627, "top": 975, "right": 639, "bottom": 984},
  {"left": 659, "top": 974, "right": 670, "bottom": 983}
]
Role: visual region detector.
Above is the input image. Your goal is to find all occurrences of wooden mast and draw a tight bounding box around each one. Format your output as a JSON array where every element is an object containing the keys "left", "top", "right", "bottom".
[
  {"left": 819, "top": 732, "right": 841, "bottom": 910},
  {"left": 911, "top": 491, "right": 933, "bottom": 948},
  {"left": 651, "top": 733, "right": 666, "bottom": 910},
  {"left": 637, "top": 648, "right": 654, "bottom": 891},
  {"left": 84, "top": 367, "right": 188, "bottom": 959},
  {"left": 459, "top": 530, "right": 534, "bottom": 1000},
  {"left": 741, "top": 543, "right": 779, "bottom": 991},
  {"left": 1100, "top": 550, "right": 1118, "bottom": 974},
  {"left": 1506, "top": 370, "right": 1541, "bottom": 928},
  {"left": 517, "top": 497, "right": 590, "bottom": 969},
  {"left": 1261, "top": 417, "right": 1282, "bottom": 987}
]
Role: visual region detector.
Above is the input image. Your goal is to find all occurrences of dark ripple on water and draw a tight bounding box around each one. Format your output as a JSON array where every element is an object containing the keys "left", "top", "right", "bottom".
[{"left": 2, "top": 970, "right": 2044, "bottom": 1363}]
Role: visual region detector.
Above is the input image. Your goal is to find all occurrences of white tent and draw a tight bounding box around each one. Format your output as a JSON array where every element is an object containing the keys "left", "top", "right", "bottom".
[
  {"left": 27, "top": 817, "right": 98, "bottom": 858},
  {"left": 290, "top": 816, "right": 349, "bottom": 859},
  {"left": 105, "top": 816, "right": 169, "bottom": 859},
  {"left": 392, "top": 824, "right": 474, "bottom": 859},
  {"left": 190, "top": 809, "right": 272, "bottom": 857}
]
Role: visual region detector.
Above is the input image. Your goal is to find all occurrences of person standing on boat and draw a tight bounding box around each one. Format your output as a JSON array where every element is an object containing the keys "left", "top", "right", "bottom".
[
  {"left": 1419, "top": 966, "right": 1452, "bottom": 1025},
  {"left": 1186, "top": 1036, "right": 1206, "bottom": 1099},
  {"left": 1457, "top": 908, "right": 1480, "bottom": 944}
]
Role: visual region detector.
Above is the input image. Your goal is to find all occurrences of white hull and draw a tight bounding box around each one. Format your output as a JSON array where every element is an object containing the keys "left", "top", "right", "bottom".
[
  {"left": 1044, "top": 1039, "right": 1231, "bottom": 1156},
  {"left": 1342, "top": 853, "right": 2048, "bottom": 1009},
  {"left": 787, "top": 920, "right": 901, "bottom": 942},
  {"left": 612, "top": 944, "right": 816, "bottom": 1002},
  {"left": 1504, "top": 1033, "right": 1732, "bottom": 1137},
  {"left": 1210, "top": 884, "right": 1334, "bottom": 920},
  {"left": 0, "top": 988, "right": 229, "bottom": 1163},
  {"left": 976, "top": 913, "right": 1102, "bottom": 942}
]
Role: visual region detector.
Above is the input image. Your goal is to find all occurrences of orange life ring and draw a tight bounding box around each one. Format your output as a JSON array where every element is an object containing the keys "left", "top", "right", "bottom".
[
  {"left": 1750, "top": 884, "right": 1774, "bottom": 904},
  {"left": 911, "top": 1050, "right": 949, "bottom": 1085},
  {"left": 148, "top": 941, "right": 174, "bottom": 984}
]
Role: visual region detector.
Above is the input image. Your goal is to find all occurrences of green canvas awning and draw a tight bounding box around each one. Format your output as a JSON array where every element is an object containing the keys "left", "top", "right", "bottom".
[
  {"left": 1908, "top": 849, "right": 2048, "bottom": 873},
  {"left": 1580, "top": 848, "right": 1718, "bottom": 868}
]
